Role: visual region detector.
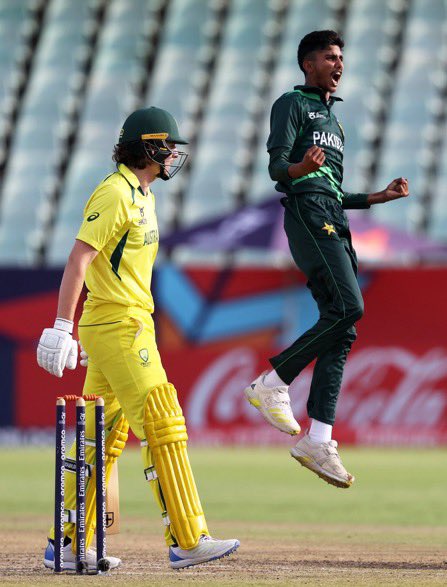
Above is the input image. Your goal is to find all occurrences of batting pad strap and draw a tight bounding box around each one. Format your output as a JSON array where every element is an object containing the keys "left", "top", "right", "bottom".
[
  {"left": 64, "top": 509, "right": 76, "bottom": 523},
  {"left": 144, "top": 466, "right": 158, "bottom": 481},
  {"left": 144, "top": 383, "right": 209, "bottom": 550},
  {"left": 65, "top": 458, "right": 93, "bottom": 478}
]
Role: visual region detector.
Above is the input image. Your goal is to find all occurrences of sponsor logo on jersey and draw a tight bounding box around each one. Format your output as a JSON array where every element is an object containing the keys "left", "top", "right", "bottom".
[
  {"left": 313, "top": 131, "right": 344, "bottom": 152},
  {"left": 87, "top": 212, "right": 100, "bottom": 222},
  {"left": 143, "top": 229, "right": 159, "bottom": 246},
  {"left": 308, "top": 111, "right": 326, "bottom": 120}
]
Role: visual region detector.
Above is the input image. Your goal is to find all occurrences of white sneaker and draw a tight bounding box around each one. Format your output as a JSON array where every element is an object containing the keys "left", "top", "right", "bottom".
[
  {"left": 244, "top": 371, "right": 300, "bottom": 435},
  {"left": 290, "top": 434, "right": 355, "bottom": 488},
  {"left": 169, "top": 535, "right": 240, "bottom": 569},
  {"left": 44, "top": 539, "right": 121, "bottom": 572}
]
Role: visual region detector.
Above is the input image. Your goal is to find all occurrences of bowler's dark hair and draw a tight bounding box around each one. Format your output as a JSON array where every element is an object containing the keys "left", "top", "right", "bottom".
[
  {"left": 112, "top": 141, "right": 148, "bottom": 169},
  {"left": 297, "top": 30, "right": 344, "bottom": 73}
]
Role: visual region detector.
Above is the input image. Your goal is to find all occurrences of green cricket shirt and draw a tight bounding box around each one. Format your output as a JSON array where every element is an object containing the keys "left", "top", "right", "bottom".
[{"left": 267, "top": 85, "right": 369, "bottom": 209}]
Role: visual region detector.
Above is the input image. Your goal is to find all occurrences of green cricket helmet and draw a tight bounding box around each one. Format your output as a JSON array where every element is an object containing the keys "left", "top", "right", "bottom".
[{"left": 118, "top": 107, "right": 188, "bottom": 180}]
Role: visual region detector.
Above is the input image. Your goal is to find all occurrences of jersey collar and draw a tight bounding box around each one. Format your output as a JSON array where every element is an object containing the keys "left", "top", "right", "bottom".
[
  {"left": 294, "top": 85, "right": 343, "bottom": 106},
  {"left": 117, "top": 163, "right": 145, "bottom": 195}
]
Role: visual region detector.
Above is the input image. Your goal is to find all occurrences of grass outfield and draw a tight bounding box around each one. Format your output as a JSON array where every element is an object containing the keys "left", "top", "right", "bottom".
[
  {"left": 1, "top": 446, "right": 446, "bottom": 527},
  {"left": 1, "top": 446, "right": 446, "bottom": 585}
]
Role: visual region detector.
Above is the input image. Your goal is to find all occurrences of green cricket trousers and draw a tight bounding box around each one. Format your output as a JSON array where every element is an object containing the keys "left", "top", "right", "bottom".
[{"left": 270, "top": 193, "right": 364, "bottom": 425}]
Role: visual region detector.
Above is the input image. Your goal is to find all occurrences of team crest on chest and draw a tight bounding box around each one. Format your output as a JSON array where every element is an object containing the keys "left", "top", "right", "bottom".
[{"left": 138, "top": 206, "right": 147, "bottom": 225}]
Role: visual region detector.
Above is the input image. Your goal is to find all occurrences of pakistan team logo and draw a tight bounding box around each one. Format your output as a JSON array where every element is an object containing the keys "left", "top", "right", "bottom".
[{"left": 139, "top": 348, "right": 149, "bottom": 367}]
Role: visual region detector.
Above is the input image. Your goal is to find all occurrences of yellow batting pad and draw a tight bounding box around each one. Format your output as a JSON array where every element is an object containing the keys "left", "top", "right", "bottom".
[
  {"left": 73, "top": 414, "right": 129, "bottom": 553},
  {"left": 144, "top": 383, "right": 209, "bottom": 549}
]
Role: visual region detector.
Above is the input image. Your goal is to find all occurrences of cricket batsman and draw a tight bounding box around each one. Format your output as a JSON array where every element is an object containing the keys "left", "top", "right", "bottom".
[
  {"left": 245, "top": 31, "right": 409, "bottom": 488},
  {"left": 37, "top": 107, "right": 240, "bottom": 571}
]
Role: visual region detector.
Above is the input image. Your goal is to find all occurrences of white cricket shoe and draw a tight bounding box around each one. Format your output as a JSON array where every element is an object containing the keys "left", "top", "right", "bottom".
[
  {"left": 244, "top": 371, "right": 300, "bottom": 435},
  {"left": 290, "top": 434, "right": 355, "bottom": 488},
  {"left": 169, "top": 535, "right": 240, "bottom": 569},
  {"left": 44, "top": 539, "right": 121, "bottom": 571}
]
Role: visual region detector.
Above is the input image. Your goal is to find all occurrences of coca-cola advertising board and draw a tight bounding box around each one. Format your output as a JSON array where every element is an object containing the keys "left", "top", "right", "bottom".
[
  {"left": 156, "top": 264, "right": 447, "bottom": 446},
  {"left": 1, "top": 265, "right": 446, "bottom": 445}
]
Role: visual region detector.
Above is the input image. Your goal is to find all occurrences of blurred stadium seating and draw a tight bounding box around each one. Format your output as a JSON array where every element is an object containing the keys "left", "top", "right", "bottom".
[{"left": 0, "top": 0, "right": 446, "bottom": 267}]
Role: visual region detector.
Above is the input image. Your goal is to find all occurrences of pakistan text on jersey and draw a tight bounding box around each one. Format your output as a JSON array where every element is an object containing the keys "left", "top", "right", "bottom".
[
  {"left": 143, "top": 229, "right": 159, "bottom": 246},
  {"left": 312, "top": 131, "right": 343, "bottom": 153}
]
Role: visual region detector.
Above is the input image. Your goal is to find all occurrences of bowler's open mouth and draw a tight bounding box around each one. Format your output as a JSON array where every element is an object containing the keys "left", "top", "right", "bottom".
[{"left": 331, "top": 71, "right": 342, "bottom": 84}]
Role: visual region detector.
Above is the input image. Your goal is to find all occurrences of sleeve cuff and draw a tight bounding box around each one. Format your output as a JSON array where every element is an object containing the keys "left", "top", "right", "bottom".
[
  {"left": 270, "top": 163, "right": 292, "bottom": 183},
  {"left": 75, "top": 236, "right": 101, "bottom": 251},
  {"left": 342, "top": 192, "right": 370, "bottom": 209}
]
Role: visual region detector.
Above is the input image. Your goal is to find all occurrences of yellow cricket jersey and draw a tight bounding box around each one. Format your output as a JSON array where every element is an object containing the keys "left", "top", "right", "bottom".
[{"left": 77, "top": 164, "right": 159, "bottom": 322}]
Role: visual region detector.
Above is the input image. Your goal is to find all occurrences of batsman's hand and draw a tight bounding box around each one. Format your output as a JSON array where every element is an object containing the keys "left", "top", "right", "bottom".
[
  {"left": 37, "top": 318, "right": 78, "bottom": 378},
  {"left": 79, "top": 342, "right": 88, "bottom": 367}
]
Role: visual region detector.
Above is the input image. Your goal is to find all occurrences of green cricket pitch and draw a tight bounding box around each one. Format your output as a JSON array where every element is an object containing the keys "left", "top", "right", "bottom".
[{"left": 0, "top": 446, "right": 446, "bottom": 586}]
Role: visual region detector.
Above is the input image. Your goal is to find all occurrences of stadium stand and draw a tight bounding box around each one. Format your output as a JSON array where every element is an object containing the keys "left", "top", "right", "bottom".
[
  {"left": 250, "top": 0, "right": 336, "bottom": 203},
  {"left": 144, "top": 0, "right": 215, "bottom": 232},
  {"left": 0, "top": 0, "right": 45, "bottom": 173},
  {"left": 0, "top": 0, "right": 446, "bottom": 268},
  {"left": 0, "top": 0, "right": 30, "bottom": 107},
  {"left": 431, "top": 29, "right": 447, "bottom": 243},
  {"left": 47, "top": 0, "right": 159, "bottom": 265},
  {"left": 182, "top": 0, "right": 273, "bottom": 225},
  {"left": 372, "top": 0, "right": 446, "bottom": 231},
  {"left": 0, "top": 0, "right": 94, "bottom": 264},
  {"left": 337, "top": 0, "right": 389, "bottom": 195}
]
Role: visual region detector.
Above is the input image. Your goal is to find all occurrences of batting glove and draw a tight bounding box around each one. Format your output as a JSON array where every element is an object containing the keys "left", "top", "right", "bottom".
[
  {"left": 79, "top": 342, "right": 88, "bottom": 367},
  {"left": 37, "top": 318, "right": 78, "bottom": 378}
]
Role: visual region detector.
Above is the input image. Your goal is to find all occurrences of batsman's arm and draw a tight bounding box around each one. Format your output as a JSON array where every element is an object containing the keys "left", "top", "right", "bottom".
[
  {"left": 36, "top": 239, "right": 98, "bottom": 377},
  {"left": 57, "top": 239, "right": 98, "bottom": 321}
]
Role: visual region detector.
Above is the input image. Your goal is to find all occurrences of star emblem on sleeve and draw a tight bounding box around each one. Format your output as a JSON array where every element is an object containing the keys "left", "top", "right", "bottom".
[{"left": 322, "top": 222, "right": 336, "bottom": 236}]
